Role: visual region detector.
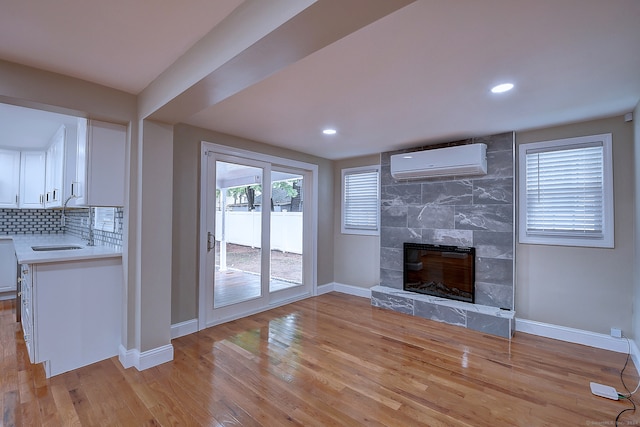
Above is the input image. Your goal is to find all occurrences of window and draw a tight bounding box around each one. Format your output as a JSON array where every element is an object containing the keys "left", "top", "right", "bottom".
[
  {"left": 94, "top": 207, "right": 117, "bottom": 232},
  {"left": 341, "top": 166, "right": 380, "bottom": 235},
  {"left": 518, "top": 133, "right": 614, "bottom": 248}
]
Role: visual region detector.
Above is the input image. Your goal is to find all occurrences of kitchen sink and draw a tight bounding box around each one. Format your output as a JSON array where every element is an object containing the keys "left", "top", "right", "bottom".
[{"left": 31, "top": 245, "right": 83, "bottom": 251}]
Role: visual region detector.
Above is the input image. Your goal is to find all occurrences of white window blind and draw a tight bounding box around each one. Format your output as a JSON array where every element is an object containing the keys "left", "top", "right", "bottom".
[
  {"left": 519, "top": 133, "right": 614, "bottom": 248},
  {"left": 342, "top": 167, "right": 380, "bottom": 235},
  {"left": 94, "top": 207, "right": 116, "bottom": 232}
]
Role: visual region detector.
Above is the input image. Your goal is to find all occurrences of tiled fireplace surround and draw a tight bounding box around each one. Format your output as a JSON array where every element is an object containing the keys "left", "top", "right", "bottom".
[{"left": 372, "top": 132, "right": 515, "bottom": 338}]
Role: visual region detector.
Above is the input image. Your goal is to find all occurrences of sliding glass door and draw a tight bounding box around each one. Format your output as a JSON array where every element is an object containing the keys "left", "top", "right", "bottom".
[{"left": 201, "top": 146, "right": 315, "bottom": 327}]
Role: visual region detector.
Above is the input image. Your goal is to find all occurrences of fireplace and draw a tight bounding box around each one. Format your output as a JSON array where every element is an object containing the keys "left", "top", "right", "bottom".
[{"left": 403, "top": 243, "right": 475, "bottom": 303}]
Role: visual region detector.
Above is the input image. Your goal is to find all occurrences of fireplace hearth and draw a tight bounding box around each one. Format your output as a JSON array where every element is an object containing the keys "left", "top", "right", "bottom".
[{"left": 403, "top": 243, "right": 475, "bottom": 304}]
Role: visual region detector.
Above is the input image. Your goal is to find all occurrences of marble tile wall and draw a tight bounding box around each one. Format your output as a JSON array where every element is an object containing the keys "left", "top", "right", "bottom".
[{"left": 379, "top": 132, "right": 515, "bottom": 310}]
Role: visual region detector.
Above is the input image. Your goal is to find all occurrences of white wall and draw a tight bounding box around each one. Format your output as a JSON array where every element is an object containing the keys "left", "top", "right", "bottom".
[
  {"left": 333, "top": 154, "right": 381, "bottom": 288},
  {"left": 516, "top": 115, "right": 635, "bottom": 335}
]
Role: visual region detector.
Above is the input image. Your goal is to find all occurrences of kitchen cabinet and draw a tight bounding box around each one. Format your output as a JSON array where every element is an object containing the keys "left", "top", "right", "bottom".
[
  {"left": 20, "top": 257, "right": 122, "bottom": 377},
  {"left": 73, "top": 119, "right": 126, "bottom": 207},
  {"left": 0, "top": 239, "right": 16, "bottom": 294},
  {"left": 44, "top": 125, "right": 65, "bottom": 208},
  {"left": 0, "top": 149, "right": 20, "bottom": 208},
  {"left": 19, "top": 151, "right": 46, "bottom": 208}
]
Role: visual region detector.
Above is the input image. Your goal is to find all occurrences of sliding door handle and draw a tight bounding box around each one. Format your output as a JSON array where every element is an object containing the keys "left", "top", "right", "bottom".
[{"left": 207, "top": 232, "right": 215, "bottom": 251}]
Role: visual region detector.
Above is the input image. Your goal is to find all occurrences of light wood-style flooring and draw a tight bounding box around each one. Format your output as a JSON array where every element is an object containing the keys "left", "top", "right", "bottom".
[{"left": 2, "top": 293, "right": 639, "bottom": 426}]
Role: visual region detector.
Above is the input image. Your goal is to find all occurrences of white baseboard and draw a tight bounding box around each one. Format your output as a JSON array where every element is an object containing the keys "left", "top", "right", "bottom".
[
  {"left": 327, "top": 282, "right": 372, "bottom": 299},
  {"left": 316, "top": 283, "right": 334, "bottom": 295},
  {"left": 171, "top": 319, "right": 198, "bottom": 339},
  {"left": 118, "top": 343, "right": 174, "bottom": 371},
  {"left": 118, "top": 344, "right": 136, "bottom": 369},
  {"left": 516, "top": 318, "right": 634, "bottom": 354},
  {"left": 0, "top": 294, "right": 15, "bottom": 301}
]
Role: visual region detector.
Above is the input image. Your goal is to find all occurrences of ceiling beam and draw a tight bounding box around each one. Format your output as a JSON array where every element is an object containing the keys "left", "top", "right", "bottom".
[{"left": 147, "top": 0, "right": 416, "bottom": 124}]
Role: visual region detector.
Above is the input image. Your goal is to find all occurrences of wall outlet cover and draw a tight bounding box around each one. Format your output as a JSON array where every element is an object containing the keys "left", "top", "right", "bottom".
[{"left": 590, "top": 382, "right": 619, "bottom": 400}]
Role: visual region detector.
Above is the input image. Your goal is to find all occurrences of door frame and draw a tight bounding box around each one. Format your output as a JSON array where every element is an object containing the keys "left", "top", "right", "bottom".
[{"left": 198, "top": 141, "right": 318, "bottom": 330}]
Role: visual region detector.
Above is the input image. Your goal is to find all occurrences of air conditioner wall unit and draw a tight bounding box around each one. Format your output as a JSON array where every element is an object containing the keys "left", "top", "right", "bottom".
[{"left": 390, "top": 143, "right": 487, "bottom": 180}]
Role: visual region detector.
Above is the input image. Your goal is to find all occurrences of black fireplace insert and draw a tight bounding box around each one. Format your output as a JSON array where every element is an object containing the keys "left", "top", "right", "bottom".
[{"left": 403, "top": 243, "right": 475, "bottom": 303}]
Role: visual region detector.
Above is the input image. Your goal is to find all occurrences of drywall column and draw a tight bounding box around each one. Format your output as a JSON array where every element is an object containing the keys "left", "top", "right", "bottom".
[{"left": 124, "top": 119, "right": 174, "bottom": 369}]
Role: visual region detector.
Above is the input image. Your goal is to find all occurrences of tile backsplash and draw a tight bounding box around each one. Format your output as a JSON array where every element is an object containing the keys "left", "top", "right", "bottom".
[
  {"left": 0, "top": 208, "right": 64, "bottom": 234},
  {"left": 0, "top": 207, "right": 123, "bottom": 249},
  {"left": 64, "top": 208, "right": 124, "bottom": 249}
]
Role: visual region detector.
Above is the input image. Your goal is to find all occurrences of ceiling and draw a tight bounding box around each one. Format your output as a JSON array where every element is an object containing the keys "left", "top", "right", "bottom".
[{"left": 1, "top": 0, "right": 639, "bottom": 159}]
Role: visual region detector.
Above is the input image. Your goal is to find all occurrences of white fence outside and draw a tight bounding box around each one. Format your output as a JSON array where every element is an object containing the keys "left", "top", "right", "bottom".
[{"left": 215, "top": 211, "right": 303, "bottom": 254}]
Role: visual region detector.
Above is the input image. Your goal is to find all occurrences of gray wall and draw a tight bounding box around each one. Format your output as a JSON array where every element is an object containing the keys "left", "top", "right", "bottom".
[
  {"left": 516, "top": 115, "right": 635, "bottom": 335},
  {"left": 379, "top": 133, "right": 515, "bottom": 310},
  {"left": 333, "top": 155, "right": 381, "bottom": 288},
  {"left": 171, "top": 123, "right": 335, "bottom": 324}
]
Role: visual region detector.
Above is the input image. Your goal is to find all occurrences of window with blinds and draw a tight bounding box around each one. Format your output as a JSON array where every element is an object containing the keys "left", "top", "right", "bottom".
[
  {"left": 94, "top": 207, "right": 117, "bottom": 232},
  {"left": 518, "top": 133, "right": 614, "bottom": 248},
  {"left": 341, "top": 166, "right": 380, "bottom": 235}
]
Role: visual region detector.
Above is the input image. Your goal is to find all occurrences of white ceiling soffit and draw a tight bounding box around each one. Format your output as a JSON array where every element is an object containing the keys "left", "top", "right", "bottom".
[
  {"left": 0, "top": 103, "right": 79, "bottom": 149},
  {"left": 0, "top": 0, "right": 244, "bottom": 94},
  {"left": 184, "top": 0, "right": 640, "bottom": 160}
]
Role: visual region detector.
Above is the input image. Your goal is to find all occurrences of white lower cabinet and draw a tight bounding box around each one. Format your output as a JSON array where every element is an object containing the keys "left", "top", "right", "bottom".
[
  {"left": 20, "top": 257, "right": 123, "bottom": 377},
  {"left": 0, "top": 240, "right": 16, "bottom": 294}
]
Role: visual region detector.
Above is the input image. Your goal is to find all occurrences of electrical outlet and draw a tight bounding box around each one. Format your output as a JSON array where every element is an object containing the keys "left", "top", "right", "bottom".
[{"left": 611, "top": 328, "right": 622, "bottom": 338}]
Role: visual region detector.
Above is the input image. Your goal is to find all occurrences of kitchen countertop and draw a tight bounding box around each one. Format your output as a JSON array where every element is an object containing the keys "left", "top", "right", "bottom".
[{"left": 1, "top": 235, "right": 122, "bottom": 264}]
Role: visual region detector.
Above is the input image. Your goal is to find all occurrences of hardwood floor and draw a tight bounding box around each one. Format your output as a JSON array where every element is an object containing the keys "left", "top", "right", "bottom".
[{"left": 2, "top": 293, "right": 640, "bottom": 426}]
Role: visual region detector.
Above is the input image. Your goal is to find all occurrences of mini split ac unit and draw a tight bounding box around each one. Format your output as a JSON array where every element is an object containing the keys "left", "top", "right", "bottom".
[{"left": 390, "top": 143, "right": 487, "bottom": 179}]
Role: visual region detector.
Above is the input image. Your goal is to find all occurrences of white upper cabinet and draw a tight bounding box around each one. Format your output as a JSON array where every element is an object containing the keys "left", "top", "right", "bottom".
[
  {"left": 73, "top": 119, "right": 126, "bottom": 207},
  {"left": 44, "top": 125, "right": 65, "bottom": 208},
  {"left": 0, "top": 149, "right": 20, "bottom": 208},
  {"left": 19, "top": 151, "right": 46, "bottom": 208}
]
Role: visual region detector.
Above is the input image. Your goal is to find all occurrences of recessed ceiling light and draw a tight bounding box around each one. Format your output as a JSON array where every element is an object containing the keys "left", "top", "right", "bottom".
[
  {"left": 491, "top": 83, "right": 514, "bottom": 93},
  {"left": 322, "top": 128, "right": 337, "bottom": 135}
]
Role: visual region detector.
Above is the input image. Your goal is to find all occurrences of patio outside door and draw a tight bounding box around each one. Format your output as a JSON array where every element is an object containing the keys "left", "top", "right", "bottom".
[{"left": 201, "top": 148, "right": 313, "bottom": 327}]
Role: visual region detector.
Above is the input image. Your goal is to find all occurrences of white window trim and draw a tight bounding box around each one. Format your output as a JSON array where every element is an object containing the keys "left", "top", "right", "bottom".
[
  {"left": 341, "top": 165, "right": 380, "bottom": 236},
  {"left": 518, "top": 133, "right": 614, "bottom": 248}
]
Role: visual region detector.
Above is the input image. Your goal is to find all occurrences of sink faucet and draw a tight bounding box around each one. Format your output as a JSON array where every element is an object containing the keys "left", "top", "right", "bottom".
[{"left": 61, "top": 194, "right": 76, "bottom": 227}]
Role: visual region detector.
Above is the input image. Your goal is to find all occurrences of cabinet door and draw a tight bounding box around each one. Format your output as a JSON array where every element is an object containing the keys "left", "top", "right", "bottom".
[
  {"left": 19, "top": 151, "right": 46, "bottom": 208},
  {"left": 76, "top": 120, "right": 126, "bottom": 207},
  {"left": 20, "top": 264, "right": 35, "bottom": 363},
  {"left": 0, "top": 240, "right": 16, "bottom": 293},
  {"left": 0, "top": 149, "right": 20, "bottom": 208},
  {"left": 73, "top": 118, "right": 87, "bottom": 204},
  {"left": 45, "top": 126, "right": 65, "bottom": 208}
]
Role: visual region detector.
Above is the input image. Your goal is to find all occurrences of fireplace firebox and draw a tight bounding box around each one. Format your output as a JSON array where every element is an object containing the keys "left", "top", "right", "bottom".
[{"left": 403, "top": 243, "right": 475, "bottom": 303}]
